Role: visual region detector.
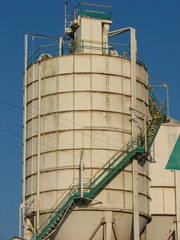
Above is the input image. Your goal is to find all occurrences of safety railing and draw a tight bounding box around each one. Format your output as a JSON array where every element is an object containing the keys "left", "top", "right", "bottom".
[
  {"left": 66, "top": 2, "right": 112, "bottom": 28},
  {"left": 33, "top": 181, "right": 78, "bottom": 238},
  {"left": 64, "top": 40, "right": 131, "bottom": 57},
  {"left": 139, "top": 87, "right": 167, "bottom": 151},
  {"left": 137, "top": 52, "right": 145, "bottom": 66},
  {"left": 27, "top": 43, "right": 60, "bottom": 66},
  {"left": 31, "top": 178, "right": 91, "bottom": 239},
  {"left": 79, "top": 2, "right": 112, "bottom": 20},
  {"left": 85, "top": 134, "right": 142, "bottom": 192},
  {"left": 146, "top": 103, "right": 166, "bottom": 150},
  {"left": 148, "top": 83, "right": 167, "bottom": 115},
  {"left": 27, "top": 39, "right": 145, "bottom": 67}
]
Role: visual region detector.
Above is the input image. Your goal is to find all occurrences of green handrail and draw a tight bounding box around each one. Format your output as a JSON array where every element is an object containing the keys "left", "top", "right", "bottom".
[{"left": 79, "top": 2, "right": 112, "bottom": 20}]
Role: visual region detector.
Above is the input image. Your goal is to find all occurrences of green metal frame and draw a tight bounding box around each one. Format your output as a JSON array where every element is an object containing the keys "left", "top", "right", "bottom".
[
  {"left": 79, "top": 2, "right": 112, "bottom": 20},
  {"left": 31, "top": 85, "right": 167, "bottom": 240}
]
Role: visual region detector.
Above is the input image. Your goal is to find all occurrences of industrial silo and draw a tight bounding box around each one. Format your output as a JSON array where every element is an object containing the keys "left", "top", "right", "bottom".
[
  {"left": 146, "top": 118, "right": 180, "bottom": 240},
  {"left": 20, "top": 3, "right": 168, "bottom": 240}
]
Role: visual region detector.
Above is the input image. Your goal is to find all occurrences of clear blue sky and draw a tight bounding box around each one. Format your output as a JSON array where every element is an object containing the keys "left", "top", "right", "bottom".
[{"left": 0, "top": 0, "right": 180, "bottom": 239}]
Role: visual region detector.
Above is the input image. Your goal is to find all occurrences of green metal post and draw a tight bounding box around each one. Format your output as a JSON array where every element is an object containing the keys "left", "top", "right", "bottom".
[{"left": 82, "top": 40, "right": 84, "bottom": 53}]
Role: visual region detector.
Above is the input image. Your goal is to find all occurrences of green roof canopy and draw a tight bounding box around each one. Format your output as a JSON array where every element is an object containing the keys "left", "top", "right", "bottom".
[{"left": 165, "top": 134, "right": 180, "bottom": 170}]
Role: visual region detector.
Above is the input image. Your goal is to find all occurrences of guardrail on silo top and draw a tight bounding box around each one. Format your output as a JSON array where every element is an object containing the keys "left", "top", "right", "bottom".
[{"left": 27, "top": 39, "right": 145, "bottom": 67}]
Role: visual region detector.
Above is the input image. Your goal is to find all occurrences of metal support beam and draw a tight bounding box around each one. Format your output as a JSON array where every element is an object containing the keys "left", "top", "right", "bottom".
[
  {"left": 80, "top": 150, "right": 84, "bottom": 198},
  {"left": 132, "top": 160, "right": 139, "bottom": 240},
  {"left": 19, "top": 203, "right": 23, "bottom": 238},
  {"left": 19, "top": 198, "right": 35, "bottom": 239},
  {"left": 164, "top": 223, "right": 176, "bottom": 240},
  {"left": 109, "top": 27, "right": 139, "bottom": 240},
  {"left": 130, "top": 28, "right": 139, "bottom": 240},
  {"left": 129, "top": 107, "right": 145, "bottom": 117},
  {"left": 105, "top": 211, "right": 113, "bottom": 240},
  {"left": 22, "top": 34, "right": 28, "bottom": 237},
  {"left": 27, "top": 33, "right": 59, "bottom": 40},
  {"left": 102, "top": 24, "right": 110, "bottom": 55},
  {"left": 37, "top": 60, "right": 42, "bottom": 225},
  {"left": 108, "top": 27, "right": 132, "bottom": 38},
  {"left": 145, "top": 114, "right": 147, "bottom": 152},
  {"left": 88, "top": 218, "right": 105, "bottom": 240},
  {"left": 112, "top": 222, "right": 120, "bottom": 240},
  {"left": 82, "top": 198, "right": 103, "bottom": 205},
  {"left": 59, "top": 37, "right": 63, "bottom": 56}
]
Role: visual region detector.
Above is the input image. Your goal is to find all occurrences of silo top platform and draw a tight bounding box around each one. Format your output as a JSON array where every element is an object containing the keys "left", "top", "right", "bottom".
[
  {"left": 26, "top": 2, "right": 145, "bottom": 68},
  {"left": 70, "top": 2, "right": 112, "bottom": 20}
]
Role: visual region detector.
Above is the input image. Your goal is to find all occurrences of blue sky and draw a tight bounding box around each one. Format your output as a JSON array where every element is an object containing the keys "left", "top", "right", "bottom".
[{"left": 0, "top": 0, "right": 180, "bottom": 239}]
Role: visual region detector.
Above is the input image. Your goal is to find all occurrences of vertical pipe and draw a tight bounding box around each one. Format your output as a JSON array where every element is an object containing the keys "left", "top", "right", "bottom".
[
  {"left": 102, "top": 24, "right": 110, "bottom": 55},
  {"left": 153, "top": 141, "right": 155, "bottom": 163},
  {"left": 166, "top": 86, "right": 169, "bottom": 119},
  {"left": 22, "top": 34, "right": 28, "bottom": 236},
  {"left": 145, "top": 115, "right": 147, "bottom": 152},
  {"left": 80, "top": 150, "right": 84, "bottom": 198},
  {"left": 59, "top": 37, "right": 63, "bottom": 56},
  {"left": 145, "top": 71, "right": 148, "bottom": 152},
  {"left": 37, "top": 60, "right": 41, "bottom": 225},
  {"left": 32, "top": 36, "right": 34, "bottom": 64},
  {"left": 19, "top": 204, "right": 22, "bottom": 238},
  {"left": 82, "top": 40, "right": 84, "bottom": 53},
  {"left": 32, "top": 37, "right": 35, "bottom": 215},
  {"left": 81, "top": 129, "right": 85, "bottom": 197},
  {"left": 130, "top": 28, "right": 137, "bottom": 114},
  {"left": 130, "top": 28, "right": 139, "bottom": 240},
  {"left": 65, "top": 0, "right": 67, "bottom": 32}
]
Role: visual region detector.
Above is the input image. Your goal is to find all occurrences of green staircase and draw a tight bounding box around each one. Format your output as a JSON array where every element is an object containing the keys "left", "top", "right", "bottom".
[
  {"left": 31, "top": 85, "right": 167, "bottom": 240},
  {"left": 141, "top": 92, "right": 166, "bottom": 152}
]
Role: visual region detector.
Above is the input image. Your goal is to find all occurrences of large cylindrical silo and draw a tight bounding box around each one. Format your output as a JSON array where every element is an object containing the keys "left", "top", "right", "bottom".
[{"left": 22, "top": 3, "right": 151, "bottom": 240}]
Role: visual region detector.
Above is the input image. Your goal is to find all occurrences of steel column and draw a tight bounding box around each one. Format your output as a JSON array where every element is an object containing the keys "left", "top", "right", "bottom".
[
  {"left": 130, "top": 28, "right": 139, "bottom": 240},
  {"left": 22, "top": 34, "right": 28, "bottom": 238}
]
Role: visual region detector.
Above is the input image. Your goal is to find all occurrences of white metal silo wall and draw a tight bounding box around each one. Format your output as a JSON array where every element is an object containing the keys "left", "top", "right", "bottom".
[
  {"left": 24, "top": 54, "right": 150, "bottom": 239},
  {"left": 147, "top": 119, "right": 180, "bottom": 240}
]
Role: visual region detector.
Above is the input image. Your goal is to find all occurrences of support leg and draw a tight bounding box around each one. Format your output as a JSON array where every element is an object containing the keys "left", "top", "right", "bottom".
[{"left": 105, "top": 211, "right": 113, "bottom": 240}]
